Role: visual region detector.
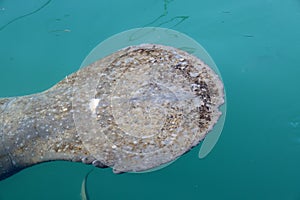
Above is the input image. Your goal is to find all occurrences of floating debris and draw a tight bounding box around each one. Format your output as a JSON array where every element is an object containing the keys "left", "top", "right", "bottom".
[{"left": 81, "top": 170, "right": 93, "bottom": 200}]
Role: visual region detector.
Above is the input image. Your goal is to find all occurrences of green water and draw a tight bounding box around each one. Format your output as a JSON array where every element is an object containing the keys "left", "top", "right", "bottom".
[{"left": 1, "top": 0, "right": 300, "bottom": 199}]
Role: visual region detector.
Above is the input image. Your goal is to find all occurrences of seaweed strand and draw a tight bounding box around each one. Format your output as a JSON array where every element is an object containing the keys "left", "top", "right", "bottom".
[{"left": 0, "top": 0, "right": 52, "bottom": 31}]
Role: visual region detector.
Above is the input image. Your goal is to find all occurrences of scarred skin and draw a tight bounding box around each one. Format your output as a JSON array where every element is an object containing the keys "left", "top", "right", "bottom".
[{"left": 0, "top": 44, "right": 224, "bottom": 180}]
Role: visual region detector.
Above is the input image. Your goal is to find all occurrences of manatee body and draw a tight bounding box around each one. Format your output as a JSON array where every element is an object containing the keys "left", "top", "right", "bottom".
[{"left": 0, "top": 44, "right": 224, "bottom": 180}]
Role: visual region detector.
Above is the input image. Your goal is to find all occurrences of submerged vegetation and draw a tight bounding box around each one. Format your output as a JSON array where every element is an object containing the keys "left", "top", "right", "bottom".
[
  {"left": 81, "top": 170, "right": 93, "bottom": 200},
  {"left": 143, "top": 0, "right": 189, "bottom": 28},
  {"left": 0, "top": 0, "right": 52, "bottom": 31}
]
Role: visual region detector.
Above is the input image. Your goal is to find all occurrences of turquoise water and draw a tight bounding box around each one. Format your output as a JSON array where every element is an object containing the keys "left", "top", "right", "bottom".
[{"left": 1, "top": 0, "right": 300, "bottom": 199}]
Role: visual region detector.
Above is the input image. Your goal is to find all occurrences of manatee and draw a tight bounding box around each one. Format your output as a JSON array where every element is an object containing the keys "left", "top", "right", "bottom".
[{"left": 0, "top": 44, "right": 224, "bottom": 180}]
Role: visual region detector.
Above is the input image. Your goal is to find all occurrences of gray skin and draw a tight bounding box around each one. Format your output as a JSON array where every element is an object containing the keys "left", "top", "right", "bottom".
[
  {"left": 0, "top": 70, "right": 104, "bottom": 180},
  {"left": 0, "top": 44, "right": 224, "bottom": 181}
]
